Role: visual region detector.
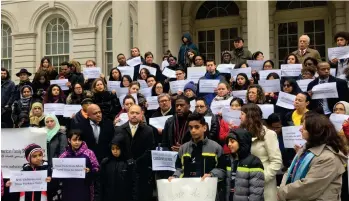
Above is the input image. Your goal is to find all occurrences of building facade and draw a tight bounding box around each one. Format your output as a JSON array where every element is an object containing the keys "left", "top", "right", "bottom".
[{"left": 1, "top": 0, "right": 349, "bottom": 80}]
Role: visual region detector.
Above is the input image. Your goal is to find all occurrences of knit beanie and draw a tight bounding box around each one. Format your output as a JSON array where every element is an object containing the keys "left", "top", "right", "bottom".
[
  {"left": 24, "top": 143, "right": 43, "bottom": 162},
  {"left": 184, "top": 81, "right": 197, "bottom": 94}
]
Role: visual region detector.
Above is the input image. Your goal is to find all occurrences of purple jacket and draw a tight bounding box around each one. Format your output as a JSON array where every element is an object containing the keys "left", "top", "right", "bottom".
[{"left": 59, "top": 142, "right": 99, "bottom": 201}]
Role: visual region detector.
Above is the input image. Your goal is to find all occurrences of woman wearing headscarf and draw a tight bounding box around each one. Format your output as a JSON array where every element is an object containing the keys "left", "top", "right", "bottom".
[
  {"left": 29, "top": 102, "right": 46, "bottom": 128},
  {"left": 11, "top": 85, "right": 34, "bottom": 128}
]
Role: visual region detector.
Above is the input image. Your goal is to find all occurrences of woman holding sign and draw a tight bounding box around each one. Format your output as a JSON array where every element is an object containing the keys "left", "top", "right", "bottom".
[
  {"left": 277, "top": 112, "right": 348, "bottom": 201},
  {"left": 283, "top": 92, "right": 310, "bottom": 127}
]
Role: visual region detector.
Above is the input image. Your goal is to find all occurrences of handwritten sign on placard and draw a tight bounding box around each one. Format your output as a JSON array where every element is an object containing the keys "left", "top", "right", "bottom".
[
  {"left": 50, "top": 79, "right": 68, "bottom": 90},
  {"left": 187, "top": 67, "right": 206, "bottom": 83},
  {"left": 281, "top": 64, "right": 302, "bottom": 77},
  {"left": 199, "top": 79, "right": 220, "bottom": 93},
  {"left": 328, "top": 46, "right": 349, "bottom": 60},
  {"left": 10, "top": 170, "right": 47, "bottom": 192},
  {"left": 151, "top": 150, "right": 178, "bottom": 171},
  {"left": 276, "top": 92, "right": 296, "bottom": 109},
  {"left": 157, "top": 178, "right": 217, "bottom": 201},
  {"left": 311, "top": 82, "right": 338, "bottom": 99},
  {"left": 52, "top": 158, "right": 86, "bottom": 178},
  {"left": 83, "top": 67, "right": 101, "bottom": 79},
  {"left": 282, "top": 126, "right": 306, "bottom": 148},
  {"left": 258, "top": 79, "right": 281, "bottom": 93}
]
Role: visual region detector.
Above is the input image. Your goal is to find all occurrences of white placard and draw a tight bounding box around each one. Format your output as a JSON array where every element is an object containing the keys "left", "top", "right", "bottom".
[
  {"left": 140, "top": 65, "right": 157, "bottom": 76},
  {"left": 10, "top": 170, "right": 48, "bottom": 192},
  {"left": 297, "top": 79, "right": 314, "bottom": 92},
  {"left": 210, "top": 99, "right": 231, "bottom": 114},
  {"left": 149, "top": 115, "right": 173, "bottom": 129},
  {"left": 276, "top": 92, "right": 296, "bottom": 109},
  {"left": 311, "top": 82, "right": 338, "bottom": 99},
  {"left": 204, "top": 116, "right": 212, "bottom": 130},
  {"left": 231, "top": 90, "right": 247, "bottom": 103},
  {"left": 116, "top": 87, "right": 129, "bottom": 98},
  {"left": 118, "top": 66, "right": 135, "bottom": 78},
  {"left": 107, "top": 81, "right": 121, "bottom": 91},
  {"left": 151, "top": 150, "right": 178, "bottom": 171},
  {"left": 328, "top": 46, "right": 349, "bottom": 60},
  {"left": 137, "top": 80, "right": 148, "bottom": 89},
  {"left": 329, "top": 113, "right": 349, "bottom": 132},
  {"left": 259, "top": 70, "right": 282, "bottom": 80},
  {"left": 258, "top": 79, "right": 281, "bottom": 93},
  {"left": 50, "top": 79, "right": 69, "bottom": 90},
  {"left": 119, "top": 93, "right": 138, "bottom": 105},
  {"left": 170, "top": 80, "right": 189, "bottom": 94},
  {"left": 83, "top": 67, "right": 101, "bottom": 79},
  {"left": 146, "top": 96, "right": 159, "bottom": 110},
  {"left": 126, "top": 56, "right": 141, "bottom": 67},
  {"left": 52, "top": 158, "right": 86, "bottom": 178},
  {"left": 257, "top": 104, "right": 274, "bottom": 119},
  {"left": 162, "top": 67, "right": 176, "bottom": 78},
  {"left": 199, "top": 79, "right": 220, "bottom": 93},
  {"left": 157, "top": 178, "right": 217, "bottom": 201},
  {"left": 231, "top": 67, "right": 252, "bottom": 79},
  {"left": 63, "top": 105, "right": 82, "bottom": 118},
  {"left": 217, "top": 64, "right": 234, "bottom": 74},
  {"left": 190, "top": 100, "right": 196, "bottom": 112},
  {"left": 282, "top": 126, "right": 306, "bottom": 148},
  {"left": 161, "top": 60, "right": 169, "bottom": 71},
  {"left": 115, "top": 113, "right": 129, "bottom": 126},
  {"left": 187, "top": 67, "right": 206, "bottom": 83},
  {"left": 247, "top": 60, "right": 264, "bottom": 71},
  {"left": 2, "top": 128, "right": 47, "bottom": 178},
  {"left": 44, "top": 103, "right": 65, "bottom": 116},
  {"left": 222, "top": 108, "right": 241, "bottom": 126},
  {"left": 140, "top": 87, "right": 152, "bottom": 97},
  {"left": 281, "top": 64, "right": 302, "bottom": 77}
]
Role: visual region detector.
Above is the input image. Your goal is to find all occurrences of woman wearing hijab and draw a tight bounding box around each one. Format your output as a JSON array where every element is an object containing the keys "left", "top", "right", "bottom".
[
  {"left": 11, "top": 85, "right": 34, "bottom": 128},
  {"left": 29, "top": 102, "right": 45, "bottom": 128}
]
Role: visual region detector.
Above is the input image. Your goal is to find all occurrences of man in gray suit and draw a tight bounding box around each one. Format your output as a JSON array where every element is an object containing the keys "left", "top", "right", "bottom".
[{"left": 292, "top": 35, "right": 322, "bottom": 64}]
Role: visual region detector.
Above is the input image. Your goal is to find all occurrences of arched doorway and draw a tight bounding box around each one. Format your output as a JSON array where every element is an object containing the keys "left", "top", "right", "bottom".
[{"left": 193, "top": 1, "right": 241, "bottom": 62}]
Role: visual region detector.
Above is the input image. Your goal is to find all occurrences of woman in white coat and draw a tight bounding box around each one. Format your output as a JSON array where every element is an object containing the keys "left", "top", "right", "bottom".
[{"left": 240, "top": 103, "right": 282, "bottom": 201}]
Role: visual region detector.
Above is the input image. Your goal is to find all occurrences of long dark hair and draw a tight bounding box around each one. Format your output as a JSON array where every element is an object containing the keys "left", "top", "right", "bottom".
[
  {"left": 303, "top": 112, "right": 348, "bottom": 155},
  {"left": 233, "top": 73, "right": 250, "bottom": 90},
  {"left": 138, "top": 68, "right": 150, "bottom": 80},
  {"left": 284, "top": 53, "right": 300, "bottom": 64},
  {"left": 44, "top": 84, "right": 65, "bottom": 103},
  {"left": 1, "top": 67, "right": 10, "bottom": 80},
  {"left": 109, "top": 67, "right": 122, "bottom": 81},
  {"left": 240, "top": 103, "right": 265, "bottom": 140},
  {"left": 281, "top": 78, "right": 302, "bottom": 95}
]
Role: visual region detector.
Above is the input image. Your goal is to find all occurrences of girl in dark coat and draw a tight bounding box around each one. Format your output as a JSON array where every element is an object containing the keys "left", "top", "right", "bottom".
[
  {"left": 99, "top": 134, "right": 137, "bottom": 201},
  {"left": 32, "top": 72, "right": 50, "bottom": 102},
  {"left": 59, "top": 130, "right": 99, "bottom": 201}
]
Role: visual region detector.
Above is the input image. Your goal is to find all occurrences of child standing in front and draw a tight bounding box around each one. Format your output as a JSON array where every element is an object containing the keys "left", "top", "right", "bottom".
[
  {"left": 6, "top": 143, "right": 52, "bottom": 201},
  {"left": 99, "top": 134, "right": 137, "bottom": 201},
  {"left": 59, "top": 129, "right": 99, "bottom": 201}
]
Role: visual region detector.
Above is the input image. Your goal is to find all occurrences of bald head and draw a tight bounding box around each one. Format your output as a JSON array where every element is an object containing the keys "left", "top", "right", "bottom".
[
  {"left": 299, "top": 35, "right": 310, "bottom": 50},
  {"left": 128, "top": 105, "right": 142, "bottom": 125},
  {"left": 87, "top": 104, "right": 102, "bottom": 123}
]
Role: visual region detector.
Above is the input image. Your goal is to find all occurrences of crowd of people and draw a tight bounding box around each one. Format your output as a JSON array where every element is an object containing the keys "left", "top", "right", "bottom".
[{"left": 1, "top": 31, "right": 349, "bottom": 201}]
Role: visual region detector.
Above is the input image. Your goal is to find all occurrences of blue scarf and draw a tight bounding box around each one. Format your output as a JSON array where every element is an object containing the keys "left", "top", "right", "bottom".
[{"left": 286, "top": 151, "right": 315, "bottom": 184}]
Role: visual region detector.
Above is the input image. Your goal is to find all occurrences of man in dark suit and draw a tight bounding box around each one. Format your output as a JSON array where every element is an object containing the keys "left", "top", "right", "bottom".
[
  {"left": 307, "top": 61, "right": 349, "bottom": 115},
  {"left": 72, "top": 104, "right": 114, "bottom": 162},
  {"left": 114, "top": 104, "right": 154, "bottom": 201}
]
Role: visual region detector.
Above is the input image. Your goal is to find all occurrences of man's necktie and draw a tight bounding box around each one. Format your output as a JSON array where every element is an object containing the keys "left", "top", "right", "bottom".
[
  {"left": 318, "top": 80, "right": 325, "bottom": 108},
  {"left": 131, "top": 126, "right": 136, "bottom": 137}
]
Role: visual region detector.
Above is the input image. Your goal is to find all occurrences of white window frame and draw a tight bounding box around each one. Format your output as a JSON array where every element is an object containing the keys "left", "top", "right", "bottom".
[
  {"left": 1, "top": 22, "right": 12, "bottom": 75},
  {"left": 105, "top": 15, "right": 113, "bottom": 74}
]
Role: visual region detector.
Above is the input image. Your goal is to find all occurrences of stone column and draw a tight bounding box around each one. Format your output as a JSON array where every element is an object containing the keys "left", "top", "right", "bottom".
[
  {"left": 112, "top": 1, "right": 130, "bottom": 58},
  {"left": 138, "top": 1, "right": 163, "bottom": 63},
  {"left": 247, "top": 0, "right": 270, "bottom": 59},
  {"left": 168, "top": 1, "right": 182, "bottom": 55}
]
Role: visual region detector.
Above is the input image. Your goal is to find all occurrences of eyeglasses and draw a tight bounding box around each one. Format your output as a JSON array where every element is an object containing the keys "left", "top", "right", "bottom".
[{"left": 195, "top": 105, "right": 206, "bottom": 109}]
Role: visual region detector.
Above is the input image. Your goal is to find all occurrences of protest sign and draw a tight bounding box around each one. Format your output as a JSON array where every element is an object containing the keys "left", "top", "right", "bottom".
[
  {"left": 151, "top": 150, "right": 178, "bottom": 171},
  {"left": 311, "top": 82, "right": 338, "bottom": 99},
  {"left": 10, "top": 170, "right": 48, "bottom": 192},
  {"left": 282, "top": 126, "right": 306, "bottom": 148},
  {"left": 150, "top": 116, "right": 173, "bottom": 129},
  {"left": 2, "top": 128, "right": 47, "bottom": 178},
  {"left": 83, "top": 67, "right": 101, "bottom": 79},
  {"left": 52, "top": 158, "right": 86, "bottom": 178},
  {"left": 157, "top": 178, "right": 217, "bottom": 201},
  {"left": 276, "top": 92, "right": 296, "bottom": 109}
]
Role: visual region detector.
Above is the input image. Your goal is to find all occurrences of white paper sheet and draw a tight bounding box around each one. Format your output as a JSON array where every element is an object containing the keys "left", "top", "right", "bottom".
[
  {"left": 329, "top": 113, "right": 349, "bottom": 132},
  {"left": 83, "top": 67, "right": 101, "bottom": 79},
  {"left": 199, "top": 79, "right": 220, "bottom": 93},
  {"left": 258, "top": 79, "right": 281, "bottom": 93},
  {"left": 222, "top": 108, "right": 241, "bottom": 126},
  {"left": 161, "top": 60, "right": 169, "bottom": 71},
  {"left": 231, "top": 67, "right": 252, "bottom": 79},
  {"left": 63, "top": 105, "right": 82, "bottom": 117},
  {"left": 259, "top": 69, "right": 282, "bottom": 80},
  {"left": 140, "top": 65, "right": 157, "bottom": 76},
  {"left": 187, "top": 67, "right": 206, "bottom": 83},
  {"left": 170, "top": 80, "right": 189, "bottom": 94},
  {"left": 257, "top": 104, "right": 274, "bottom": 119},
  {"left": 210, "top": 99, "right": 231, "bottom": 114},
  {"left": 118, "top": 66, "right": 135, "bottom": 78},
  {"left": 119, "top": 93, "right": 138, "bottom": 105},
  {"left": 281, "top": 64, "right": 302, "bottom": 77},
  {"left": 276, "top": 92, "right": 296, "bottom": 109},
  {"left": 52, "top": 158, "right": 86, "bottom": 178},
  {"left": 217, "top": 64, "right": 234, "bottom": 74},
  {"left": 162, "top": 67, "right": 177, "bottom": 78},
  {"left": 151, "top": 150, "right": 178, "bottom": 171},
  {"left": 149, "top": 115, "right": 173, "bottom": 129},
  {"left": 116, "top": 87, "right": 130, "bottom": 98},
  {"left": 140, "top": 87, "right": 152, "bottom": 97},
  {"left": 126, "top": 56, "right": 141, "bottom": 67},
  {"left": 136, "top": 79, "right": 148, "bottom": 89},
  {"left": 297, "top": 79, "right": 314, "bottom": 92},
  {"left": 204, "top": 116, "right": 212, "bottom": 130},
  {"left": 44, "top": 103, "right": 65, "bottom": 116},
  {"left": 107, "top": 81, "right": 121, "bottom": 91},
  {"left": 328, "top": 46, "right": 349, "bottom": 60},
  {"left": 50, "top": 79, "right": 69, "bottom": 90},
  {"left": 311, "top": 82, "right": 338, "bottom": 99},
  {"left": 10, "top": 170, "right": 48, "bottom": 192},
  {"left": 231, "top": 90, "right": 247, "bottom": 103},
  {"left": 146, "top": 96, "right": 159, "bottom": 110},
  {"left": 190, "top": 100, "right": 196, "bottom": 112},
  {"left": 282, "top": 126, "right": 306, "bottom": 148},
  {"left": 247, "top": 60, "right": 264, "bottom": 71},
  {"left": 157, "top": 178, "right": 217, "bottom": 201},
  {"left": 115, "top": 113, "right": 129, "bottom": 126}
]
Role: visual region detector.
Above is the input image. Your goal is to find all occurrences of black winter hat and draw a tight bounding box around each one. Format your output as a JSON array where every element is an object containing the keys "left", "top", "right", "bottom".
[{"left": 16, "top": 69, "right": 32, "bottom": 77}]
